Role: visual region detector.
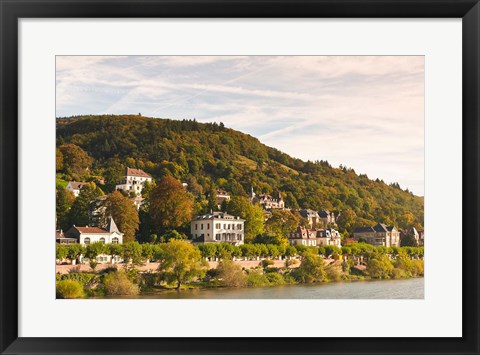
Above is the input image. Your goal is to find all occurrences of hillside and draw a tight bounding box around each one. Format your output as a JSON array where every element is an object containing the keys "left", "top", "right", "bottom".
[{"left": 56, "top": 114, "right": 424, "bottom": 234}]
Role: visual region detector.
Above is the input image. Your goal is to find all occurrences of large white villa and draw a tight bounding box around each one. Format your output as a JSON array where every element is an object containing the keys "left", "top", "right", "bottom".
[
  {"left": 115, "top": 167, "right": 152, "bottom": 196},
  {"left": 191, "top": 212, "right": 245, "bottom": 246}
]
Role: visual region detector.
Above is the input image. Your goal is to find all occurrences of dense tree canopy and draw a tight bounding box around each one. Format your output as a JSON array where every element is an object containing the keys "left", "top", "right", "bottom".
[
  {"left": 101, "top": 191, "right": 139, "bottom": 242},
  {"left": 57, "top": 115, "right": 424, "bottom": 234}
]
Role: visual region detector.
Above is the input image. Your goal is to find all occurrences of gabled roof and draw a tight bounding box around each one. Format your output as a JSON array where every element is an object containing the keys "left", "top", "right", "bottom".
[
  {"left": 68, "top": 181, "right": 87, "bottom": 190},
  {"left": 354, "top": 226, "right": 375, "bottom": 233},
  {"left": 373, "top": 223, "right": 389, "bottom": 232},
  {"left": 126, "top": 167, "right": 151, "bottom": 178},
  {"left": 73, "top": 226, "right": 111, "bottom": 234},
  {"left": 299, "top": 209, "right": 319, "bottom": 218},
  {"left": 318, "top": 210, "right": 331, "bottom": 218}
]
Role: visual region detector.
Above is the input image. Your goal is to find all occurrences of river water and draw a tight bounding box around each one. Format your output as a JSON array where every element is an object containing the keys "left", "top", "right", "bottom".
[{"left": 127, "top": 277, "right": 424, "bottom": 299}]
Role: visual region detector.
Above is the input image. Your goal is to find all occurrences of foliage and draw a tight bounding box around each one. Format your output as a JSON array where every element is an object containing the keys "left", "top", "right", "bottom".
[
  {"left": 227, "top": 196, "right": 265, "bottom": 242},
  {"left": 57, "top": 115, "right": 424, "bottom": 234},
  {"left": 366, "top": 254, "right": 394, "bottom": 279},
  {"left": 103, "top": 271, "right": 140, "bottom": 296},
  {"left": 122, "top": 242, "right": 144, "bottom": 266},
  {"left": 56, "top": 272, "right": 97, "bottom": 286},
  {"left": 216, "top": 259, "right": 247, "bottom": 287},
  {"left": 245, "top": 271, "right": 271, "bottom": 287},
  {"left": 56, "top": 244, "right": 68, "bottom": 260},
  {"left": 149, "top": 176, "right": 194, "bottom": 235},
  {"left": 101, "top": 191, "right": 139, "bottom": 242},
  {"left": 68, "top": 182, "right": 104, "bottom": 227},
  {"left": 157, "top": 240, "right": 207, "bottom": 289},
  {"left": 264, "top": 209, "right": 300, "bottom": 238},
  {"left": 57, "top": 143, "right": 92, "bottom": 179},
  {"left": 56, "top": 280, "right": 84, "bottom": 299},
  {"left": 291, "top": 251, "right": 326, "bottom": 283},
  {"left": 56, "top": 187, "right": 75, "bottom": 231}
]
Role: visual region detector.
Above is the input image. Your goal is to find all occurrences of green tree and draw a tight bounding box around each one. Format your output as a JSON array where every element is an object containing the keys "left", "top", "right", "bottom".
[
  {"left": 216, "top": 259, "right": 247, "bottom": 287},
  {"left": 265, "top": 209, "right": 299, "bottom": 238},
  {"left": 366, "top": 254, "right": 394, "bottom": 279},
  {"left": 150, "top": 176, "right": 194, "bottom": 234},
  {"left": 56, "top": 147, "right": 64, "bottom": 172},
  {"left": 400, "top": 233, "right": 419, "bottom": 247},
  {"left": 68, "top": 182, "right": 104, "bottom": 227},
  {"left": 107, "top": 243, "right": 124, "bottom": 263},
  {"left": 291, "top": 251, "right": 326, "bottom": 283},
  {"left": 122, "top": 241, "right": 144, "bottom": 266},
  {"left": 227, "top": 196, "right": 264, "bottom": 242},
  {"left": 56, "top": 244, "right": 68, "bottom": 261},
  {"left": 101, "top": 191, "right": 139, "bottom": 242},
  {"left": 66, "top": 244, "right": 86, "bottom": 264},
  {"left": 157, "top": 240, "right": 207, "bottom": 289}
]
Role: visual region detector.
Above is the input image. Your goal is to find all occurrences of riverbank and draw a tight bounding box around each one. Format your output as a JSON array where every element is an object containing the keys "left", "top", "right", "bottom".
[{"left": 104, "top": 277, "right": 425, "bottom": 299}]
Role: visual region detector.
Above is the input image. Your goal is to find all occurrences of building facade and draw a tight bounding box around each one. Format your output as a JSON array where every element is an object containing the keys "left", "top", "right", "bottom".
[
  {"left": 353, "top": 223, "right": 400, "bottom": 247},
  {"left": 191, "top": 212, "right": 245, "bottom": 246},
  {"left": 318, "top": 210, "right": 338, "bottom": 227},
  {"left": 299, "top": 209, "right": 321, "bottom": 227},
  {"left": 64, "top": 217, "right": 124, "bottom": 245},
  {"left": 115, "top": 167, "right": 152, "bottom": 196},
  {"left": 288, "top": 226, "right": 317, "bottom": 246},
  {"left": 315, "top": 228, "right": 342, "bottom": 247}
]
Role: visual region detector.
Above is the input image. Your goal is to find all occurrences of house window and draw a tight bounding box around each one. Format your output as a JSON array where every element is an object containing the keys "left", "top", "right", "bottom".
[
  {"left": 237, "top": 234, "right": 242, "bottom": 240},
  {"left": 207, "top": 223, "right": 210, "bottom": 229},
  {"left": 201, "top": 224, "right": 204, "bottom": 230},
  {"left": 215, "top": 234, "right": 221, "bottom": 241},
  {"left": 223, "top": 224, "right": 226, "bottom": 229},
  {"left": 84, "top": 237, "right": 90, "bottom": 245},
  {"left": 237, "top": 224, "right": 242, "bottom": 230},
  {"left": 227, "top": 224, "right": 230, "bottom": 230},
  {"left": 195, "top": 224, "right": 198, "bottom": 230},
  {"left": 215, "top": 223, "right": 221, "bottom": 229},
  {"left": 112, "top": 237, "right": 119, "bottom": 244},
  {"left": 99, "top": 238, "right": 105, "bottom": 244}
]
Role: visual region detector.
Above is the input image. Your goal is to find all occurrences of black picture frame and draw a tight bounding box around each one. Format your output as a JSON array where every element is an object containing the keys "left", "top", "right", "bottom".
[{"left": 1, "top": 1, "right": 479, "bottom": 354}]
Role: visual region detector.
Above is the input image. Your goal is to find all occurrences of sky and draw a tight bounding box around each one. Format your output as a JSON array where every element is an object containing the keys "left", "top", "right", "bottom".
[{"left": 56, "top": 56, "right": 424, "bottom": 196}]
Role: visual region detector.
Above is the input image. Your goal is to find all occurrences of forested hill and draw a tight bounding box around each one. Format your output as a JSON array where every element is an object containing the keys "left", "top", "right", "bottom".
[{"left": 56, "top": 114, "right": 424, "bottom": 233}]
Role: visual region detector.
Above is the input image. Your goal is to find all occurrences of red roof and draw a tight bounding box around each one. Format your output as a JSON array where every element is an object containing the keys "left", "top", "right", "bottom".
[
  {"left": 74, "top": 226, "right": 110, "bottom": 234},
  {"left": 126, "top": 167, "right": 151, "bottom": 178}
]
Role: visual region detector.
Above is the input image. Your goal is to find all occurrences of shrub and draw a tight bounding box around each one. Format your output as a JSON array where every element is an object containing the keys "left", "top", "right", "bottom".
[
  {"left": 56, "top": 272, "right": 96, "bottom": 286},
  {"left": 103, "top": 271, "right": 140, "bottom": 296},
  {"left": 56, "top": 280, "right": 84, "bottom": 299},
  {"left": 325, "top": 263, "right": 342, "bottom": 282},
  {"left": 246, "top": 271, "right": 270, "bottom": 287},
  {"left": 392, "top": 268, "right": 408, "bottom": 279},
  {"left": 216, "top": 260, "right": 246, "bottom": 287},
  {"left": 411, "top": 260, "right": 424, "bottom": 276},
  {"left": 261, "top": 259, "right": 274, "bottom": 269},
  {"left": 366, "top": 255, "right": 394, "bottom": 279},
  {"left": 291, "top": 252, "right": 326, "bottom": 283},
  {"left": 265, "top": 272, "right": 285, "bottom": 286}
]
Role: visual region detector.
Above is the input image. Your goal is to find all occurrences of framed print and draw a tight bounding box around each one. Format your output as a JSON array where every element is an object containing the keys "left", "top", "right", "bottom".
[{"left": 1, "top": 1, "right": 479, "bottom": 355}]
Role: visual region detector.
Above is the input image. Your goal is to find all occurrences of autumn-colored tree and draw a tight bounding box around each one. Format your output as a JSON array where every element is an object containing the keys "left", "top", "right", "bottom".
[
  {"left": 56, "top": 148, "right": 64, "bottom": 171},
  {"left": 101, "top": 191, "right": 139, "bottom": 242},
  {"left": 68, "top": 182, "right": 104, "bottom": 227},
  {"left": 58, "top": 144, "right": 92, "bottom": 178},
  {"left": 149, "top": 176, "right": 194, "bottom": 235},
  {"left": 336, "top": 208, "right": 357, "bottom": 234}
]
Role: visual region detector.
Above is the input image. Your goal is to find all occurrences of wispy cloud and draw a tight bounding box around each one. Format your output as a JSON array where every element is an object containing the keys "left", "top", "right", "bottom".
[{"left": 56, "top": 56, "right": 424, "bottom": 195}]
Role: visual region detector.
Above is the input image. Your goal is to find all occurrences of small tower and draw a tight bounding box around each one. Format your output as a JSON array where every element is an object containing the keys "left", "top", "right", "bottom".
[
  {"left": 106, "top": 216, "right": 120, "bottom": 234},
  {"left": 250, "top": 186, "right": 256, "bottom": 200}
]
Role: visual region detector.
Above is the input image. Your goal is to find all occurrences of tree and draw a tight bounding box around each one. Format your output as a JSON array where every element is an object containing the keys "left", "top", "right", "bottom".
[
  {"left": 150, "top": 176, "right": 194, "bottom": 234},
  {"left": 56, "top": 148, "right": 64, "bottom": 171},
  {"left": 157, "top": 240, "right": 207, "bottom": 289},
  {"left": 101, "top": 191, "right": 139, "bottom": 242},
  {"left": 68, "top": 182, "right": 104, "bottom": 227},
  {"left": 291, "top": 251, "right": 326, "bottom": 283},
  {"left": 265, "top": 209, "right": 299, "bottom": 238},
  {"left": 122, "top": 241, "right": 144, "bottom": 266},
  {"left": 216, "top": 259, "right": 246, "bottom": 287},
  {"left": 336, "top": 208, "right": 357, "bottom": 234},
  {"left": 66, "top": 244, "right": 86, "bottom": 264},
  {"left": 58, "top": 143, "right": 92, "bottom": 178},
  {"left": 366, "top": 254, "right": 394, "bottom": 279},
  {"left": 107, "top": 243, "right": 124, "bottom": 264},
  {"left": 400, "top": 233, "right": 418, "bottom": 247},
  {"left": 56, "top": 244, "right": 68, "bottom": 261},
  {"left": 227, "top": 196, "right": 264, "bottom": 242},
  {"left": 85, "top": 242, "right": 106, "bottom": 270},
  {"left": 56, "top": 187, "right": 75, "bottom": 231}
]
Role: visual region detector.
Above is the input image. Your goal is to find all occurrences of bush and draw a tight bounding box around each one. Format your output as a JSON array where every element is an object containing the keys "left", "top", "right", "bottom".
[
  {"left": 325, "top": 263, "right": 342, "bottom": 282},
  {"left": 216, "top": 260, "right": 246, "bottom": 287},
  {"left": 56, "top": 272, "right": 97, "bottom": 286},
  {"left": 392, "top": 268, "right": 409, "bottom": 279},
  {"left": 246, "top": 271, "right": 270, "bottom": 287},
  {"left": 265, "top": 272, "right": 285, "bottom": 286},
  {"left": 56, "top": 280, "right": 84, "bottom": 299},
  {"left": 291, "top": 252, "right": 326, "bottom": 283},
  {"left": 103, "top": 271, "right": 140, "bottom": 296},
  {"left": 366, "top": 255, "right": 394, "bottom": 279}
]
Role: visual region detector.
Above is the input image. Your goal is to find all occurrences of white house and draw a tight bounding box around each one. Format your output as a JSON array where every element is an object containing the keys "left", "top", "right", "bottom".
[
  {"left": 66, "top": 181, "right": 87, "bottom": 197},
  {"left": 115, "top": 167, "right": 152, "bottom": 196},
  {"left": 288, "top": 226, "right": 317, "bottom": 246},
  {"left": 65, "top": 217, "right": 123, "bottom": 245},
  {"left": 64, "top": 217, "right": 124, "bottom": 264},
  {"left": 316, "top": 228, "right": 342, "bottom": 247},
  {"left": 191, "top": 212, "right": 245, "bottom": 246}
]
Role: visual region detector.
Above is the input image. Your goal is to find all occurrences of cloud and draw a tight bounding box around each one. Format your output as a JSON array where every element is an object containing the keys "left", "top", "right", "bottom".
[{"left": 56, "top": 55, "right": 424, "bottom": 195}]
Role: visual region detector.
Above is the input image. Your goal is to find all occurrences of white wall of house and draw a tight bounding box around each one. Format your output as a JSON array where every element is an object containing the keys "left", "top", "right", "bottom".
[
  {"left": 191, "top": 214, "right": 245, "bottom": 245},
  {"left": 79, "top": 231, "right": 123, "bottom": 245},
  {"left": 116, "top": 175, "right": 152, "bottom": 196}
]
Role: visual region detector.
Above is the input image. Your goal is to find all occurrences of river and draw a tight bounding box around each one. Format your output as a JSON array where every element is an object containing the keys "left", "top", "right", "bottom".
[{"left": 112, "top": 277, "right": 424, "bottom": 299}]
